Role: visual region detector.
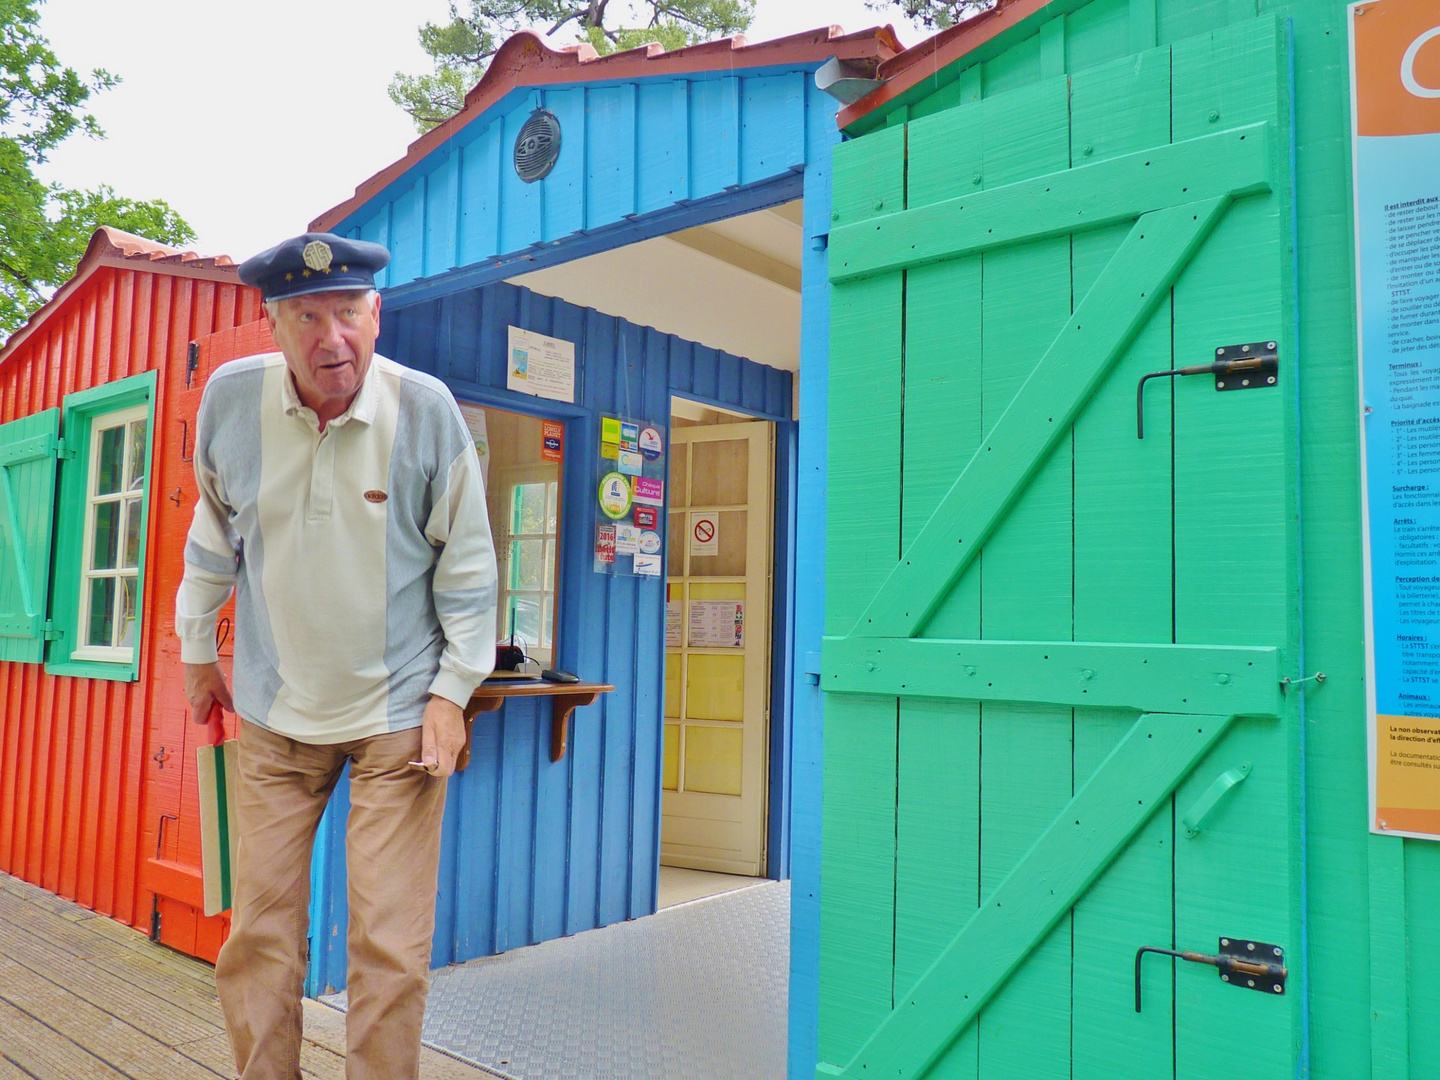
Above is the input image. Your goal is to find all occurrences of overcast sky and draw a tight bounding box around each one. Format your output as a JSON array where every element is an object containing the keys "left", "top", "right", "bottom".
[{"left": 36, "top": 1, "right": 917, "bottom": 261}]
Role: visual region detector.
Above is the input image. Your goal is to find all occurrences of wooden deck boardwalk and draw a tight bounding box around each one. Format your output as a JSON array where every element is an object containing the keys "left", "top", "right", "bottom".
[{"left": 0, "top": 870, "right": 498, "bottom": 1079}]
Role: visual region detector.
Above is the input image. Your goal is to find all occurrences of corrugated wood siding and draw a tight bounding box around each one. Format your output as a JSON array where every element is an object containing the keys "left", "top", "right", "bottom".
[
  {"left": 333, "top": 72, "right": 813, "bottom": 292},
  {"left": 309, "top": 280, "right": 790, "bottom": 992},
  {"left": 0, "top": 267, "right": 259, "bottom": 935}
]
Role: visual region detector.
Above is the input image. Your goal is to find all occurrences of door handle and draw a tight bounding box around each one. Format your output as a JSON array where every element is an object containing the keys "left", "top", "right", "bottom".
[{"left": 1181, "top": 760, "right": 1251, "bottom": 837}]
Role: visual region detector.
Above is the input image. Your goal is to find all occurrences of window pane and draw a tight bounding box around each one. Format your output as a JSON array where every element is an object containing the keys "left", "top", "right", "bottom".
[
  {"left": 92, "top": 502, "right": 120, "bottom": 570},
  {"left": 122, "top": 498, "right": 143, "bottom": 569},
  {"left": 542, "top": 595, "right": 553, "bottom": 648},
  {"left": 545, "top": 539, "right": 556, "bottom": 591},
  {"left": 513, "top": 483, "right": 547, "bottom": 535},
  {"left": 126, "top": 419, "right": 147, "bottom": 491},
  {"left": 87, "top": 577, "right": 116, "bottom": 647},
  {"left": 510, "top": 538, "right": 545, "bottom": 590},
  {"left": 508, "top": 596, "right": 541, "bottom": 649},
  {"left": 117, "top": 576, "right": 137, "bottom": 648},
  {"left": 96, "top": 425, "right": 125, "bottom": 495},
  {"left": 547, "top": 482, "right": 558, "bottom": 532}
]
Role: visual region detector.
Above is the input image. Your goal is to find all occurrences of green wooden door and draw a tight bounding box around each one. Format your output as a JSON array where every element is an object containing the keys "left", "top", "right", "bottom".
[{"left": 819, "top": 18, "right": 1299, "bottom": 1080}]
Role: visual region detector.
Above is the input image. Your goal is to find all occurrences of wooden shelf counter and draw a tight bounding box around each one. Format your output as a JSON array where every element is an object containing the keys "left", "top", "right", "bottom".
[{"left": 461, "top": 679, "right": 614, "bottom": 767}]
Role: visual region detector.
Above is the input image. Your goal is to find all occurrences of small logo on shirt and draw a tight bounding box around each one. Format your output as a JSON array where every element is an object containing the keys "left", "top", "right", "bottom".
[{"left": 364, "top": 490, "right": 388, "bottom": 503}]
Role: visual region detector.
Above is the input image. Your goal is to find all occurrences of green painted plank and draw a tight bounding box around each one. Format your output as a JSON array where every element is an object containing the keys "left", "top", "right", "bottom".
[
  {"left": 0, "top": 409, "right": 60, "bottom": 663},
  {"left": 1367, "top": 835, "right": 1408, "bottom": 1080},
  {"left": 1130, "top": 0, "right": 1158, "bottom": 51},
  {"left": 1064, "top": 0, "right": 1132, "bottom": 72},
  {"left": 893, "top": 97, "right": 984, "bottom": 1080},
  {"left": 819, "top": 123, "right": 906, "bottom": 1072},
  {"left": 852, "top": 196, "right": 1233, "bottom": 641},
  {"left": 823, "top": 638, "right": 1283, "bottom": 716},
  {"left": 823, "top": 712, "right": 1238, "bottom": 1080},
  {"left": 1068, "top": 46, "right": 1177, "bottom": 1080},
  {"left": 1405, "top": 839, "right": 1440, "bottom": 1076},
  {"left": 829, "top": 121, "right": 1273, "bottom": 284},
  {"left": 965, "top": 77, "right": 1074, "bottom": 1080},
  {"left": 1039, "top": 16, "right": 1066, "bottom": 78},
  {"left": 1168, "top": 19, "right": 1299, "bottom": 1080}
]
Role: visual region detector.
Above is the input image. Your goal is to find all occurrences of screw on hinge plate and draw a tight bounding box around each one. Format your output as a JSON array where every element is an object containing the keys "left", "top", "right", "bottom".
[{"left": 1280, "top": 672, "right": 1326, "bottom": 694}]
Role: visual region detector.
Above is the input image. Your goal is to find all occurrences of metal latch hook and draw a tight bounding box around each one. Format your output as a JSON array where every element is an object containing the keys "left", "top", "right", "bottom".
[{"left": 1136, "top": 342, "right": 1279, "bottom": 438}]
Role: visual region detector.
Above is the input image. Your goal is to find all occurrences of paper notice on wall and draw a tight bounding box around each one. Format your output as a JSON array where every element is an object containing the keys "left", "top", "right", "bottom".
[
  {"left": 507, "top": 326, "right": 575, "bottom": 403},
  {"left": 689, "top": 600, "right": 743, "bottom": 648},
  {"left": 1352, "top": 0, "right": 1440, "bottom": 839},
  {"left": 457, "top": 402, "right": 490, "bottom": 484},
  {"left": 666, "top": 601, "right": 683, "bottom": 648},
  {"left": 690, "top": 513, "right": 719, "bottom": 557}
]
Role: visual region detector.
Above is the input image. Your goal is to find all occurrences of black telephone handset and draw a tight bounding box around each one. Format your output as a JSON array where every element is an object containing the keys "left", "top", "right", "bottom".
[{"left": 541, "top": 669, "right": 580, "bottom": 684}]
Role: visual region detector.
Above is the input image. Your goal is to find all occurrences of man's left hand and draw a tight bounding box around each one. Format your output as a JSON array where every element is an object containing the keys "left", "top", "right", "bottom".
[{"left": 420, "top": 695, "right": 466, "bottom": 778}]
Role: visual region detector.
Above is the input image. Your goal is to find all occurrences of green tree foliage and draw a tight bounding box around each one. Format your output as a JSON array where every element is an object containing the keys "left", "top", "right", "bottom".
[
  {"left": 867, "top": 0, "right": 996, "bottom": 32},
  {"left": 391, "top": 0, "right": 755, "bottom": 131},
  {"left": 0, "top": 0, "right": 195, "bottom": 338}
]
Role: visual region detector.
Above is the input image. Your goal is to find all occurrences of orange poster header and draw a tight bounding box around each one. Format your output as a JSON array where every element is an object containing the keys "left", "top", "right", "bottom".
[{"left": 1354, "top": 0, "right": 1440, "bottom": 137}]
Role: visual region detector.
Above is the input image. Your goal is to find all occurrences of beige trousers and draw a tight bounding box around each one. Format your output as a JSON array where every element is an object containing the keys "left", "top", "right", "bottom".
[{"left": 215, "top": 720, "right": 447, "bottom": 1080}]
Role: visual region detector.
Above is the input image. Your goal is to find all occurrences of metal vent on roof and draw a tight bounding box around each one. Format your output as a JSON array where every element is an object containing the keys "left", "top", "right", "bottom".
[{"left": 514, "top": 110, "right": 562, "bottom": 183}]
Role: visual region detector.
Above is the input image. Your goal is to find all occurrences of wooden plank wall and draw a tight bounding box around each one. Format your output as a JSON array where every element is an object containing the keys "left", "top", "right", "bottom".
[
  {"left": 0, "top": 264, "right": 260, "bottom": 939},
  {"left": 332, "top": 72, "right": 815, "bottom": 293},
  {"left": 809, "top": 0, "right": 1414, "bottom": 1078},
  {"left": 308, "top": 280, "right": 792, "bottom": 993}
]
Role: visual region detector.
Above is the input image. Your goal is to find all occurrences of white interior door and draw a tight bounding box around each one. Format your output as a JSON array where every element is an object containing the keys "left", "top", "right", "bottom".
[{"left": 662, "top": 420, "right": 774, "bottom": 875}]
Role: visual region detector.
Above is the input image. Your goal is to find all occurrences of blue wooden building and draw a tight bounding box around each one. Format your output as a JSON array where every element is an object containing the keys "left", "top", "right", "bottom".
[{"left": 298, "top": 25, "right": 898, "bottom": 1001}]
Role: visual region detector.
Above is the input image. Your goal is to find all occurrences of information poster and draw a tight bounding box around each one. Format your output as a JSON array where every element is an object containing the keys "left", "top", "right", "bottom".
[
  {"left": 507, "top": 326, "right": 575, "bottom": 403},
  {"left": 666, "top": 600, "right": 683, "bottom": 648},
  {"left": 1353, "top": 0, "right": 1440, "bottom": 838},
  {"left": 688, "top": 600, "right": 744, "bottom": 648},
  {"left": 594, "top": 415, "right": 667, "bottom": 578}
]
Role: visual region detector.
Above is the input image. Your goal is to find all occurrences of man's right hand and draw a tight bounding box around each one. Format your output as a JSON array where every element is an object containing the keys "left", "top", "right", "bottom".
[{"left": 185, "top": 662, "right": 234, "bottom": 725}]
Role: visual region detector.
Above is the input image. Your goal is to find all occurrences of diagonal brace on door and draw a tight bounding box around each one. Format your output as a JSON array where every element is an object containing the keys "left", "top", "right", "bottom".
[
  {"left": 851, "top": 196, "right": 1233, "bottom": 640},
  {"left": 815, "top": 711, "right": 1238, "bottom": 1080}
]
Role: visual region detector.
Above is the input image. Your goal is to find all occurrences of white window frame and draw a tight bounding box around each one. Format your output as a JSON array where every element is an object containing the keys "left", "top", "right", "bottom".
[
  {"left": 71, "top": 403, "right": 149, "bottom": 663},
  {"left": 492, "top": 462, "right": 560, "bottom": 666}
]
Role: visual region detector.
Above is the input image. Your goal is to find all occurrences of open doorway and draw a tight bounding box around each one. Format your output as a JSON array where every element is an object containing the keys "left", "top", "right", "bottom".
[{"left": 509, "top": 199, "right": 801, "bottom": 905}]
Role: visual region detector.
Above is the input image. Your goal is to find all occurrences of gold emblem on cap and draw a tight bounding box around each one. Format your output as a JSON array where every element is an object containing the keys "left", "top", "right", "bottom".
[{"left": 303, "top": 240, "right": 333, "bottom": 272}]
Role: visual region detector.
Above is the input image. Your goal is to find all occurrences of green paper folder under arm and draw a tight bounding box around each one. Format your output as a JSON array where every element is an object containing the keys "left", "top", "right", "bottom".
[{"left": 196, "top": 703, "right": 240, "bottom": 917}]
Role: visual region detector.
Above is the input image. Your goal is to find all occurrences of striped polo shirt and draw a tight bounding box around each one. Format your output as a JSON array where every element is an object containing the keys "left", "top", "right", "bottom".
[{"left": 175, "top": 352, "right": 497, "bottom": 744}]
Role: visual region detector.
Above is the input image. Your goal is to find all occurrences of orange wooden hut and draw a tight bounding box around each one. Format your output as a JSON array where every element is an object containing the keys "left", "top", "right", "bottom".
[{"left": 0, "top": 227, "right": 264, "bottom": 960}]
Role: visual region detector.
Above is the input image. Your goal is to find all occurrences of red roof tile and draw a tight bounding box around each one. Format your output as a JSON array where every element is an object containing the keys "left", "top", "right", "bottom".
[{"left": 311, "top": 25, "right": 903, "bottom": 232}]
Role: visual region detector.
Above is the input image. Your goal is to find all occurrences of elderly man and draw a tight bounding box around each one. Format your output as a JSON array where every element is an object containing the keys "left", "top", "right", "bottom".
[{"left": 176, "top": 232, "right": 497, "bottom": 1079}]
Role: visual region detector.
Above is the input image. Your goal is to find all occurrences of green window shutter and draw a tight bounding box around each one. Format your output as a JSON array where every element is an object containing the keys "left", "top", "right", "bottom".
[
  {"left": 46, "top": 370, "right": 158, "bottom": 682},
  {"left": 0, "top": 408, "right": 62, "bottom": 663}
]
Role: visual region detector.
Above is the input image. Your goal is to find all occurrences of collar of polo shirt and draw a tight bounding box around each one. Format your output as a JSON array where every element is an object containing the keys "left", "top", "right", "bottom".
[{"left": 280, "top": 353, "right": 381, "bottom": 429}]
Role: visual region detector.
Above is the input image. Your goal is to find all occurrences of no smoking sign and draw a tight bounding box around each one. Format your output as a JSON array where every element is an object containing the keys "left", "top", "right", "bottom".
[{"left": 690, "top": 513, "right": 719, "bottom": 557}]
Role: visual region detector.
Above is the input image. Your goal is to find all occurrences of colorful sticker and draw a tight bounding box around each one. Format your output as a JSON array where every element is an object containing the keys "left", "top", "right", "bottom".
[
  {"left": 615, "top": 523, "right": 640, "bottom": 555},
  {"left": 617, "top": 448, "right": 643, "bottom": 476},
  {"left": 594, "top": 524, "right": 616, "bottom": 567},
  {"left": 601, "top": 417, "right": 622, "bottom": 445},
  {"left": 598, "top": 472, "right": 632, "bottom": 519},
  {"left": 634, "top": 553, "right": 662, "bottom": 577},
  {"left": 639, "top": 530, "right": 661, "bottom": 554},
  {"left": 633, "top": 476, "right": 665, "bottom": 506},
  {"left": 639, "top": 426, "right": 663, "bottom": 460},
  {"left": 620, "top": 422, "right": 640, "bottom": 452},
  {"left": 633, "top": 505, "right": 658, "bottom": 530},
  {"left": 542, "top": 420, "right": 564, "bottom": 462}
]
